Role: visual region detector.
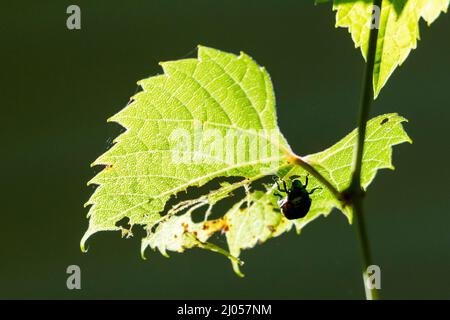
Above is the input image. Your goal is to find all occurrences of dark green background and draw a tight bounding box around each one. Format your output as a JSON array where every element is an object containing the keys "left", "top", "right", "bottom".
[{"left": 2, "top": 0, "right": 449, "bottom": 299}]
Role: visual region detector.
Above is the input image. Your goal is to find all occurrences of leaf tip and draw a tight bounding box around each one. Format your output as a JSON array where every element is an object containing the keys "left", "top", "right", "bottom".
[
  {"left": 232, "top": 260, "right": 245, "bottom": 278},
  {"left": 83, "top": 200, "right": 92, "bottom": 208},
  {"left": 86, "top": 177, "right": 96, "bottom": 186},
  {"left": 140, "top": 242, "right": 149, "bottom": 260},
  {"left": 80, "top": 233, "right": 90, "bottom": 253}
]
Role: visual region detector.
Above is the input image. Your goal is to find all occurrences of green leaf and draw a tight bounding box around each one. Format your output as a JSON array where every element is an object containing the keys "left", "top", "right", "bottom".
[
  {"left": 82, "top": 46, "right": 411, "bottom": 276},
  {"left": 82, "top": 46, "right": 292, "bottom": 253},
  {"left": 224, "top": 113, "right": 411, "bottom": 275},
  {"left": 330, "top": 0, "right": 449, "bottom": 97}
]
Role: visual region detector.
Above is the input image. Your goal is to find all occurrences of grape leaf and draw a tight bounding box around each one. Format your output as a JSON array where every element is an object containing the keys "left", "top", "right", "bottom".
[
  {"left": 82, "top": 46, "right": 411, "bottom": 276},
  {"left": 224, "top": 113, "right": 411, "bottom": 275},
  {"left": 82, "top": 46, "right": 292, "bottom": 252},
  {"left": 322, "top": 0, "right": 449, "bottom": 98}
]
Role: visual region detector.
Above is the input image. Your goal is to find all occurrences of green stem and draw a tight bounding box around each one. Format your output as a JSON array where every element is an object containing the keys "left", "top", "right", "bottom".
[
  {"left": 349, "top": 0, "right": 382, "bottom": 300},
  {"left": 353, "top": 196, "right": 379, "bottom": 300},
  {"left": 289, "top": 154, "right": 342, "bottom": 201}
]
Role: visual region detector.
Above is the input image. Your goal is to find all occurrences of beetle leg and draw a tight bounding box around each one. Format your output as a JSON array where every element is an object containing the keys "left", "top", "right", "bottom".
[
  {"left": 309, "top": 187, "right": 322, "bottom": 194},
  {"left": 282, "top": 180, "right": 288, "bottom": 193},
  {"left": 304, "top": 174, "right": 309, "bottom": 188},
  {"left": 273, "top": 176, "right": 289, "bottom": 193},
  {"left": 274, "top": 178, "right": 284, "bottom": 193},
  {"left": 274, "top": 192, "right": 283, "bottom": 199}
]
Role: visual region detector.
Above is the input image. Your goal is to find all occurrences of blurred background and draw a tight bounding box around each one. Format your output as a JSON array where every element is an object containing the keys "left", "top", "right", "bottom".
[{"left": 1, "top": 0, "right": 449, "bottom": 299}]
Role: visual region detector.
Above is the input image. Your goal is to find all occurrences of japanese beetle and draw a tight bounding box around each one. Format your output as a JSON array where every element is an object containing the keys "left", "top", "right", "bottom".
[{"left": 274, "top": 175, "right": 321, "bottom": 220}]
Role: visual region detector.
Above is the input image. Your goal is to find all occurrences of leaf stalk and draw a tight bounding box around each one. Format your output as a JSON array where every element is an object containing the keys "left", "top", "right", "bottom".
[{"left": 289, "top": 154, "right": 342, "bottom": 201}]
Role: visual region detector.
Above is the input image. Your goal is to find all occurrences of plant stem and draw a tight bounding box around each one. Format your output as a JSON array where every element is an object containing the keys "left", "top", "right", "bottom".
[
  {"left": 349, "top": 0, "right": 382, "bottom": 300},
  {"left": 353, "top": 195, "right": 379, "bottom": 300},
  {"left": 289, "top": 154, "right": 342, "bottom": 201}
]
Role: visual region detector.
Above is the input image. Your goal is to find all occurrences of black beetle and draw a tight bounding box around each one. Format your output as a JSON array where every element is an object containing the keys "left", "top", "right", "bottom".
[{"left": 274, "top": 175, "right": 321, "bottom": 220}]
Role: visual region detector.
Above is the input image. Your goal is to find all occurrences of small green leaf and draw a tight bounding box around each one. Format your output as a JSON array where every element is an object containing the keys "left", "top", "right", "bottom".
[{"left": 330, "top": 0, "right": 449, "bottom": 97}]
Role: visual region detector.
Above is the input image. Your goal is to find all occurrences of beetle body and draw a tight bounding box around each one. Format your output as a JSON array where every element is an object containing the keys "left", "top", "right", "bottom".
[{"left": 275, "top": 176, "right": 321, "bottom": 220}]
